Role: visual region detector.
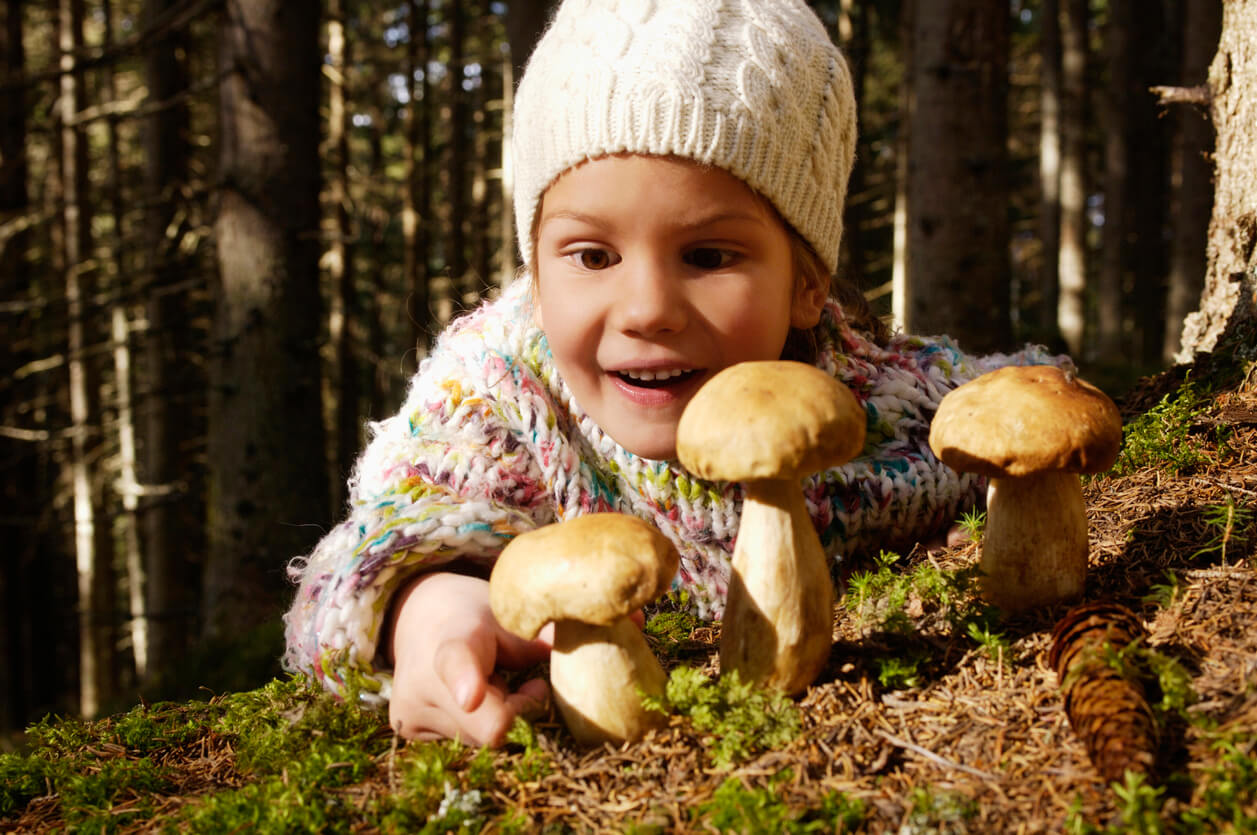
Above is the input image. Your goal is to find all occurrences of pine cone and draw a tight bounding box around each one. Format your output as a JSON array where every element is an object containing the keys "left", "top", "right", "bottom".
[{"left": 1048, "top": 601, "right": 1158, "bottom": 782}]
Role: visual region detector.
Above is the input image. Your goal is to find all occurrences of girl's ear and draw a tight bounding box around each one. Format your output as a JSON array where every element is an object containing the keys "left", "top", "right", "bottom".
[{"left": 789, "top": 277, "right": 827, "bottom": 329}]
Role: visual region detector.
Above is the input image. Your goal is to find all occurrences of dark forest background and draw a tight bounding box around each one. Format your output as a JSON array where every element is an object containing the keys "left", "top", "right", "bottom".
[{"left": 0, "top": 0, "right": 1242, "bottom": 738}]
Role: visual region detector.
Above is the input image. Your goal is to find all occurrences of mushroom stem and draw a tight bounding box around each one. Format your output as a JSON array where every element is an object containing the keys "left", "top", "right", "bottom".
[
  {"left": 982, "top": 470, "right": 1088, "bottom": 612},
  {"left": 720, "top": 478, "right": 833, "bottom": 694},
  {"left": 550, "top": 617, "right": 668, "bottom": 745}
]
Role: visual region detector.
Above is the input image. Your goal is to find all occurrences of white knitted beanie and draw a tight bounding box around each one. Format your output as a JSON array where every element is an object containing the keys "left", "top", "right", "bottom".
[{"left": 512, "top": 0, "right": 858, "bottom": 274}]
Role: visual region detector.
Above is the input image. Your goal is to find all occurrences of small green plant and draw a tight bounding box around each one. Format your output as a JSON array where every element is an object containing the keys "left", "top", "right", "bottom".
[
  {"left": 504, "top": 717, "right": 552, "bottom": 782},
  {"left": 957, "top": 508, "right": 986, "bottom": 542},
  {"left": 1191, "top": 496, "right": 1254, "bottom": 564},
  {"left": 965, "top": 618, "right": 1013, "bottom": 666},
  {"left": 643, "top": 667, "right": 801, "bottom": 769},
  {"left": 1142, "top": 571, "right": 1183, "bottom": 609},
  {"left": 1112, "top": 379, "right": 1215, "bottom": 477},
  {"left": 1179, "top": 735, "right": 1257, "bottom": 832},
  {"left": 644, "top": 605, "right": 702, "bottom": 655},
  {"left": 902, "top": 786, "right": 978, "bottom": 833},
  {"left": 1110, "top": 771, "right": 1167, "bottom": 834},
  {"left": 693, "top": 773, "right": 864, "bottom": 833},
  {"left": 872, "top": 654, "right": 923, "bottom": 690}
]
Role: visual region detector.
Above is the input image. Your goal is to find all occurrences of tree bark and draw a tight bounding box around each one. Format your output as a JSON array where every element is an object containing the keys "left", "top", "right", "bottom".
[
  {"left": 326, "top": 0, "right": 359, "bottom": 513},
  {"left": 1097, "top": 0, "right": 1132, "bottom": 358},
  {"left": 1057, "top": 0, "right": 1089, "bottom": 356},
  {"left": 405, "top": 0, "right": 432, "bottom": 367},
  {"left": 1178, "top": 0, "right": 1257, "bottom": 360},
  {"left": 1036, "top": 0, "right": 1062, "bottom": 343},
  {"left": 1164, "top": 1, "right": 1222, "bottom": 362},
  {"left": 209, "top": 0, "right": 328, "bottom": 640},
  {"left": 906, "top": 0, "right": 1011, "bottom": 352},
  {"left": 140, "top": 0, "right": 199, "bottom": 683}
]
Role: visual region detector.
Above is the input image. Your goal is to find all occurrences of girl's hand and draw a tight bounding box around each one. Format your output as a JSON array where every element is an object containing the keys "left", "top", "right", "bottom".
[{"left": 387, "top": 571, "right": 552, "bottom": 746}]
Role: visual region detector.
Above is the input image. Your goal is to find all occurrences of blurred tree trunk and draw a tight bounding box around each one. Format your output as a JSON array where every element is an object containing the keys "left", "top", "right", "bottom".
[
  {"left": 1128, "top": 1, "right": 1174, "bottom": 365},
  {"left": 61, "top": 0, "right": 117, "bottom": 717},
  {"left": 406, "top": 0, "right": 432, "bottom": 367},
  {"left": 892, "top": 0, "right": 914, "bottom": 331},
  {"left": 1164, "top": 1, "right": 1221, "bottom": 362},
  {"left": 906, "top": 0, "right": 1010, "bottom": 352},
  {"left": 835, "top": 0, "right": 871, "bottom": 292},
  {"left": 1178, "top": 0, "right": 1257, "bottom": 359},
  {"left": 1036, "top": 0, "right": 1062, "bottom": 344},
  {"left": 504, "top": 0, "right": 552, "bottom": 85},
  {"left": 1096, "top": 0, "right": 1132, "bottom": 358},
  {"left": 448, "top": 1, "right": 469, "bottom": 306},
  {"left": 326, "top": 0, "right": 359, "bottom": 512},
  {"left": 0, "top": 0, "right": 34, "bottom": 734},
  {"left": 141, "top": 0, "right": 199, "bottom": 684},
  {"left": 1057, "top": 0, "right": 1089, "bottom": 356},
  {"left": 209, "top": 0, "right": 328, "bottom": 639},
  {"left": 103, "top": 0, "right": 144, "bottom": 689}
]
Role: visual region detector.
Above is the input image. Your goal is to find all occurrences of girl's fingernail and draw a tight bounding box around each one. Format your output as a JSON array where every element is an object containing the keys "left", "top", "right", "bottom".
[{"left": 455, "top": 679, "right": 476, "bottom": 711}]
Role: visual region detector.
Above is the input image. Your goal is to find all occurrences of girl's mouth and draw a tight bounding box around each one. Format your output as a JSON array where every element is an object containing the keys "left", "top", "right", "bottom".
[{"left": 615, "top": 368, "right": 701, "bottom": 389}]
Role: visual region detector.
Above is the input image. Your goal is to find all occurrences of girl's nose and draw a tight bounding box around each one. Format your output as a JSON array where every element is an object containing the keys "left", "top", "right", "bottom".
[{"left": 612, "top": 259, "right": 688, "bottom": 337}]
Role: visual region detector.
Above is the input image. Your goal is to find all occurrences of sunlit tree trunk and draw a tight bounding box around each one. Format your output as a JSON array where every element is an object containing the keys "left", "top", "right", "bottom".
[
  {"left": 140, "top": 0, "right": 198, "bottom": 684},
  {"left": 406, "top": 0, "right": 432, "bottom": 367},
  {"left": 326, "top": 0, "right": 359, "bottom": 513},
  {"left": 61, "top": 0, "right": 116, "bottom": 717},
  {"left": 891, "top": 0, "right": 914, "bottom": 331},
  {"left": 1164, "top": 1, "right": 1222, "bottom": 362},
  {"left": 102, "top": 0, "right": 145, "bottom": 688},
  {"left": 906, "top": 0, "right": 1010, "bottom": 352},
  {"left": 1057, "top": 0, "right": 1089, "bottom": 356},
  {"left": 209, "top": 0, "right": 328, "bottom": 639},
  {"left": 448, "top": 1, "right": 470, "bottom": 307},
  {"left": 1178, "top": 0, "right": 1257, "bottom": 359}
]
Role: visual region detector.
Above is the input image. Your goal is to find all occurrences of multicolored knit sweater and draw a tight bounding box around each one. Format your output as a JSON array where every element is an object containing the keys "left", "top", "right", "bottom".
[{"left": 283, "top": 278, "right": 1056, "bottom": 706}]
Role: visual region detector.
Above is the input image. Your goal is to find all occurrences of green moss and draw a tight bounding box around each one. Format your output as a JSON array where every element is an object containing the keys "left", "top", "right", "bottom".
[
  {"left": 643, "top": 604, "right": 702, "bottom": 655},
  {"left": 1112, "top": 379, "right": 1221, "bottom": 477},
  {"left": 694, "top": 773, "right": 864, "bottom": 833},
  {"left": 643, "top": 667, "right": 801, "bottom": 769}
]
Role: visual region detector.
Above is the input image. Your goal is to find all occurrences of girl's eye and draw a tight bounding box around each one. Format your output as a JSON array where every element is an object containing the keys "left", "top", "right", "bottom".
[
  {"left": 572, "top": 248, "right": 618, "bottom": 270},
  {"left": 684, "top": 248, "right": 736, "bottom": 270}
]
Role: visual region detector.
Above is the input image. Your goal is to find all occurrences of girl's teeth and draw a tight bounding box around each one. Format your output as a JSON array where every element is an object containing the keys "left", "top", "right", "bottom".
[{"left": 624, "top": 369, "right": 686, "bottom": 382}]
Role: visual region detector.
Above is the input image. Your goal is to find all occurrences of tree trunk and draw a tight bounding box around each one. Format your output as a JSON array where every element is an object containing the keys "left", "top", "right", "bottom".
[
  {"left": 140, "top": 0, "right": 199, "bottom": 683},
  {"left": 1179, "top": 0, "right": 1257, "bottom": 360},
  {"left": 1164, "top": 1, "right": 1222, "bottom": 362},
  {"left": 1097, "top": 0, "right": 1132, "bottom": 358},
  {"left": 891, "top": 0, "right": 914, "bottom": 331},
  {"left": 835, "top": 0, "right": 871, "bottom": 293},
  {"left": 326, "top": 0, "right": 359, "bottom": 513},
  {"left": 406, "top": 0, "right": 432, "bottom": 367},
  {"left": 504, "top": 0, "right": 553, "bottom": 85},
  {"left": 209, "top": 0, "right": 328, "bottom": 640},
  {"left": 61, "top": 0, "right": 116, "bottom": 717},
  {"left": 448, "top": 1, "right": 469, "bottom": 306},
  {"left": 906, "top": 0, "right": 1011, "bottom": 352},
  {"left": 0, "top": 0, "right": 33, "bottom": 734},
  {"left": 1036, "top": 0, "right": 1062, "bottom": 343},
  {"left": 1057, "top": 0, "right": 1089, "bottom": 356}
]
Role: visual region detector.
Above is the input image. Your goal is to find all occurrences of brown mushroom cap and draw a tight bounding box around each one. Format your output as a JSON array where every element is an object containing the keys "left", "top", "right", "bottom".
[
  {"left": 928, "top": 365, "right": 1123, "bottom": 478},
  {"left": 676, "top": 360, "right": 867, "bottom": 482},
  {"left": 489, "top": 513, "right": 680, "bottom": 640}
]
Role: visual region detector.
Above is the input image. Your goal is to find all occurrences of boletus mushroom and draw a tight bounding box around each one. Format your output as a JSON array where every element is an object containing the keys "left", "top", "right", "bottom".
[
  {"left": 928, "top": 364, "right": 1122, "bottom": 613},
  {"left": 676, "top": 360, "right": 866, "bottom": 694},
  {"left": 488, "top": 513, "right": 679, "bottom": 745}
]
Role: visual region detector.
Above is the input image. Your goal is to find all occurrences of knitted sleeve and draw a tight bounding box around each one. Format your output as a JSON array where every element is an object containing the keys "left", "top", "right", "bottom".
[
  {"left": 281, "top": 299, "right": 554, "bottom": 706},
  {"left": 808, "top": 317, "right": 1064, "bottom": 557}
]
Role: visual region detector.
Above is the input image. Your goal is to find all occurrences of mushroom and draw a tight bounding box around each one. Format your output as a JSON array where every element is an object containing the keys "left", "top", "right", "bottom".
[
  {"left": 488, "top": 513, "right": 679, "bottom": 745},
  {"left": 928, "top": 364, "right": 1122, "bottom": 613},
  {"left": 676, "top": 360, "right": 867, "bottom": 694}
]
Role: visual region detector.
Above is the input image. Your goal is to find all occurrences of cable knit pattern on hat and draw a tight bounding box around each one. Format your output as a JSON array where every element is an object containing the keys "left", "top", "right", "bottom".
[
  {"left": 512, "top": 0, "right": 856, "bottom": 272},
  {"left": 282, "top": 278, "right": 1060, "bottom": 706}
]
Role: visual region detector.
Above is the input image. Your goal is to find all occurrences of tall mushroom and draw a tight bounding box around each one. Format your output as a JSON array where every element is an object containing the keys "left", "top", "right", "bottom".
[
  {"left": 676, "top": 360, "right": 866, "bottom": 694},
  {"left": 488, "top": 513, "right": 679, "bottom": 745},
  {"left": 928, "top": 365, "right": 1123, "bottom": 613}
]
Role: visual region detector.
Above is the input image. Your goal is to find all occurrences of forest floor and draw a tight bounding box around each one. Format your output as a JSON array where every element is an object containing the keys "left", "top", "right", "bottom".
[{"left": 2, "top": 350, "right": 1256, "bottom": 833}]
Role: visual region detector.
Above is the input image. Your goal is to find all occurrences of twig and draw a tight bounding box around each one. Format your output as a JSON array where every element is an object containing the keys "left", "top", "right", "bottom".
[
  {"left": 876, "top": 730, "right": 1000, "bottom": 781},
  {"left": 1151, "top": 84, "right": 1212, "bottom": 107}
]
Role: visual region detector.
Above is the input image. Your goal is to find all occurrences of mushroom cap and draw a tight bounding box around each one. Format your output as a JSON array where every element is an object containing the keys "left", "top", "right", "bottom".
[
  {"left": 676, "top": 360, "right": 867, "bottom": 482},
  {"left": 489, "top": 513, "right": 680, "bottom": 640},
  {"left": 928, "top": 365, "right": 1123, "bottom": 478}
]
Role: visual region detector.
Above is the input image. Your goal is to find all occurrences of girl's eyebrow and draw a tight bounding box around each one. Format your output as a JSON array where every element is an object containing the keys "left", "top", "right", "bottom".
[{"left": 539, "top": 209, "right": 766, "bottom": 231}]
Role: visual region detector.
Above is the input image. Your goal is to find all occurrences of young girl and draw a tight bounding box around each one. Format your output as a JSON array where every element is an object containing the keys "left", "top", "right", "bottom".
[{"left": 284, "top": 0, "right": 1056, "bottom": 747}]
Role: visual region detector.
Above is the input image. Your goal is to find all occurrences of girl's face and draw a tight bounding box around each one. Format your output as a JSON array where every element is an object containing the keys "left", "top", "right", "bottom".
[{"left": 534, "top": 155, "right": 826, "bottom": 461}]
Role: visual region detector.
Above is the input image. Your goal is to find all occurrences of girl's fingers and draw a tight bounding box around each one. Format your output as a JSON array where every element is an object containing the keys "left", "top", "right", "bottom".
[{"left": 433, "top": 637, "right": 490, "bottom": 713}]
